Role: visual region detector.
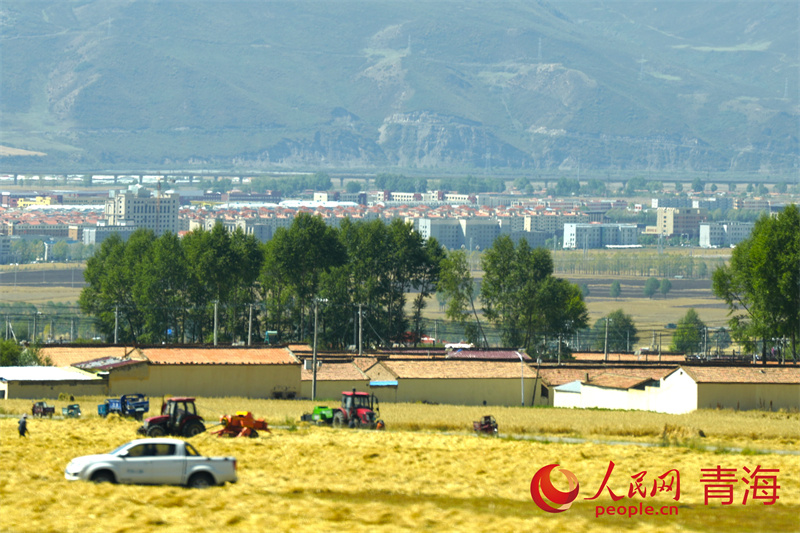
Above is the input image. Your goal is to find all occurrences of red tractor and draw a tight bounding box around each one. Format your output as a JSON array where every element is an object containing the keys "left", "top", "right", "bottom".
[
  {"left": 137, "top": 397, "right": 206, "bottom": 438},
  {"left": 333, "top": 389, "right": 384, "bottom": 429}
]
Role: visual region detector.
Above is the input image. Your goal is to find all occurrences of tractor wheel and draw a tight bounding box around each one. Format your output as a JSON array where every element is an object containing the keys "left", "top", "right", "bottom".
[
  {"left": 332, "top": 412, "right": 345, "bottom": 428},
  {"left": 183, "top": 421, "right": 205, "bottom": 438},
  {"left": 147, "top": 425, "right": 166, "bottom": 437},
  {"left": 248, "top": 429, "right": 259, "bottom": 438},
  {"left": 91, "top": 470, "right": 116, "bottom": 484},
  {"left": 187, "top": 472, "right": 214, "bottom": 489}
]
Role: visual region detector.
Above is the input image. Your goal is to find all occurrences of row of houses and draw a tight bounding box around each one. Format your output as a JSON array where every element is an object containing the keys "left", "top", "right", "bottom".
[{"left": 1, "top": 346, "right": 797, "bottom": 414}]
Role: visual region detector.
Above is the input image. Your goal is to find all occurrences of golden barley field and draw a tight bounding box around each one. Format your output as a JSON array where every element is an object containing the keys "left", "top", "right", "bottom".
[{"left": 1, "top": 398, "right": 798, "bottom": 533}]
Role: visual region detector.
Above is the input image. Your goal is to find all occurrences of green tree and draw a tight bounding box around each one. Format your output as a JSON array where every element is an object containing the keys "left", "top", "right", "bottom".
[
  {"left": 610, "top": 280, "right": 621, "bottom": 299},
  {"left": 691, "top": 178, "right": 704, "bottom": 193},
  {"left": 268, "top": 213, "right": 346, "bottom": 342},
  {"left": 480, "top": 236, "right": 520, "bottom": 346},
  {"left": 591, "top": 309, "right": 638, "bottom": 353},
  {"left": 135, "top": 231, "right": 189, "bottom": 343},
  {"left": 345, "top": 181, "right": 361, "bottom": 194},
  {"left": 79, "top": 230, "right": 155, "bottom": 343},
  {"left": 712, "top": 205, "right": 800, "bottom": 363},
  {"left": 0, "top": 339, "right": 23, "bottom": 366},
  {"left": 643, "top": 277, "right": 659, "bottom": 299},
  {"left": 51, "top": 241, "right": 69, "bottom": 261},
  {"left": 775, "top": 182, "right": 788, "bottom": 194},
  {"left": 437, "top": 249, "right": 485, "bottom": 347},
  {"left": 671, "top": 308, "right": 706, "bottom": 355},
  {"left": 659, "top": 278, "right": 672, "bottom": 298},
  {"left": 410, "top": 238, "right": 445, "bottom": 346},
  {"left": 711, "top": 327, "right": 732, "bottom": 355},
  {"left": 579, "top": 283, "right": 590, "bottom": 298}
]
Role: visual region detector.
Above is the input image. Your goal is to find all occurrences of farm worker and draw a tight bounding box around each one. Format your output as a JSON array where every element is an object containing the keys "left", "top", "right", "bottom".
[{"left": 18, "top": 413, "right": 29, "bottom": 437}]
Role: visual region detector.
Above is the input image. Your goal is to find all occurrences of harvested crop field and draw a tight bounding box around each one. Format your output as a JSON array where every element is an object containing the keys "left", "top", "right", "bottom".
[{"left": 0, "top": 399, "right": 797, "bottom": 533}]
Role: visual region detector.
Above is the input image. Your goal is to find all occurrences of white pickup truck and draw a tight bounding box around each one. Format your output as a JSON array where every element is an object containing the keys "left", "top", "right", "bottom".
[{"left": 65, "top": 438, "right": 237, "bottom": 488}]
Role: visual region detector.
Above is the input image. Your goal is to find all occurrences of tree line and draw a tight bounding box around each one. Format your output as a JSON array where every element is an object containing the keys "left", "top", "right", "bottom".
[{"left": 78, "top": 215, "right": 588, "bottom": 355}]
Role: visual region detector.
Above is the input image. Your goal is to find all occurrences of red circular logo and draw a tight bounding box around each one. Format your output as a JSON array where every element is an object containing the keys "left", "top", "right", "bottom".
[{"left": 530, "top": 464, "right": 580, "bottom": 513}]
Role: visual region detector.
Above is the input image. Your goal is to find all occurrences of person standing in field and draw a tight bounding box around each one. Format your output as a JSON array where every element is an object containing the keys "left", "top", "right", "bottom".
[{"left": 18, "top": 413, "right": 29, "bottom": 437}]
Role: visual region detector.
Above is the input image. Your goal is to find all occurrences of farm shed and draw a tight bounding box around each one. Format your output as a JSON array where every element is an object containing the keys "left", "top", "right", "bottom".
[
  {"left": 654, "top": 366, "right": 800, "bottom": 414},
  {"left": 0, "top": 366, "right": 106, "bottom": 399},
  {"left": 578, "top": 373, "right": 662, "bottom": 411},
  {"left": 300, "top": 361, "right": 369, "bottom": 400},
  {"left": 104, "top": 347, "right": 301, "bottom": 399},
  {"left": 538, "top": 366, "right": 677, "bottom": 407},
  {"left": 40, "top": 345, "right": 144, "bottom": 368},
  {"left": 368, "top": 359, "right": 543, "bottom": 406},
  {"left": 552, "top": 380, "right": 582, "bottom": 408}
]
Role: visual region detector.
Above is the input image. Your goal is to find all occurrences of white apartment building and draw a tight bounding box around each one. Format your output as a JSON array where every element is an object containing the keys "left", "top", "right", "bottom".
[
  {"left": 104, "top": 186, "right": 179, "bottom": 236},
  {"left": 699, "top": 221, "right": 754, "bottom": 248},
  {"left": 459, "top": 218, "right": 501, "bottom": 251},
  {"left": 563, "top": 223, "right": 639, "bottom": 249},
  {"left": 415, "top": 218, "right": 462, "bottom": 249}
]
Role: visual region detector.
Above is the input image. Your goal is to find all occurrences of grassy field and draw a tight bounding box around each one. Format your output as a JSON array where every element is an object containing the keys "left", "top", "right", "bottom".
[{"left": 1, "top": 398, "right": 797, "bottom": 533}]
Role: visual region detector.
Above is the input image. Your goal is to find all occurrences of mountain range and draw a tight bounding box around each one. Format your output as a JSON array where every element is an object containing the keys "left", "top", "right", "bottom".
[{"left": 1, "top": 1, "right": 797, "bottom": 175}]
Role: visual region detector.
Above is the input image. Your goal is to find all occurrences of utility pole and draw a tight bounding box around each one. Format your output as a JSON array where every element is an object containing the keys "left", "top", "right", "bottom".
[
  {"left": 358, "top": 303, "right": 363, "bottom": 357},
  {"left": 213, "top": 301, "right": 218, "bottom": 346},
  {"left": 557, "top": 334, "right": 562, "bottom": 365},
  {"left": 658, "top": 333, "right": 662, "bottom": 362},
  {"left": 248, "top": 304, "right": 253, "bottom": 346},
  {"left": 312, "top": 299, "right": 319, "bottom": 401},
  {"left": 604, "top": 318, "right": 610, "bottom": 361},
  {"left": 114, "top": 306, "right": 119, "bottom": 344}
]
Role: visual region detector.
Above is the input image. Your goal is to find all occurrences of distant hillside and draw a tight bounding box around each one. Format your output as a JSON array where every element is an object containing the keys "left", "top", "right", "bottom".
[{"left": 1, "top": 1, "right": 797, "bottom": 174}]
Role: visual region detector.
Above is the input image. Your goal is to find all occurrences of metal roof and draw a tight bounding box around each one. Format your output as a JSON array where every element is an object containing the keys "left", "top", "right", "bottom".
[
  {"left": 553, "top": 380, "right": 582, "bottom": 393},
  {"left": 0, "top": 366, "right": 99, "bottom": 382}
]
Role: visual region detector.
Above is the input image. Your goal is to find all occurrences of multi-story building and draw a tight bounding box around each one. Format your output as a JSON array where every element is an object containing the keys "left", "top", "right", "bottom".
[
  {"left": 0, "top": 236, "right": 11, "bottom": 264},
  {"left": 652, "top": 207, "right": 707, "bottom": 237},
  {"left": 694, "top": 197, "right": 734, "bottom": 212},
  {"left": 651, "top": 197, "right": 693, "bottom": 209},
  {"left": 414, "top": 218, "right": 462, "bottom": 250},
  {"left": 104, "top": 186, "right": 179, "bottom": 235},
  {"left": 459, "top": 218, "right": 501, "bottom": 251},
  {"left": 83, "top": 225, "right": 138, "bottom": 245},
  {"left": 562, "top": 223, "right": 639, "bottom": 249},
  {"left": 699, "top": 221, "right": 755, "bottom": 248}
]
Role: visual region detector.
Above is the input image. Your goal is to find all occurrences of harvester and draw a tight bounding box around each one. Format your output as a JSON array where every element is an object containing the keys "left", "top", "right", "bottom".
[
  {"left": 212, "top": 411, "right": 271, "bottom": 438},
  {"left": 301, "top": 389, "right": 385, "bottom": 430}
]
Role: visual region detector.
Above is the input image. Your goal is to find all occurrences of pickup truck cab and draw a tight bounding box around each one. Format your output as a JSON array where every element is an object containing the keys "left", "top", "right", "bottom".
[{"left": 64, "top": 438, "right": 237, "bottom": 488}]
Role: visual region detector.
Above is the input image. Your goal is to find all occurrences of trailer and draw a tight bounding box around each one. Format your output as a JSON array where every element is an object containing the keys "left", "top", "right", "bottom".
[{"left": 98, "top": 394, "right": 149, "bottom": 420}]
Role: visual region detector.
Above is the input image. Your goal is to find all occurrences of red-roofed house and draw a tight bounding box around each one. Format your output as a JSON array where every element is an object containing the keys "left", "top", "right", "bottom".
[
  {"left": 107, "top": 347, "right": 301, "bottom": 398},
  {"left": 31, "top": 345, "right": 302, "bottom": 399}
]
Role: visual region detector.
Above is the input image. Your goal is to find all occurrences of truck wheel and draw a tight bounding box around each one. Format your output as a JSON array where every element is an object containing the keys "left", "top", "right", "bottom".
[
  {"left": 147, "top": 425, "right": 166, "bottom": 437},
  {"left": 332, "top": 412, "right": 345, "bottom": 428},
  {"left": 188, "top": 472, "right": 214, "bottom": 489},
  {"left": 91, "top": 470, "right": 116, "bottom": 484},
  {"left": 183, "top": 421, "right": 205, "bottom": 437}
]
